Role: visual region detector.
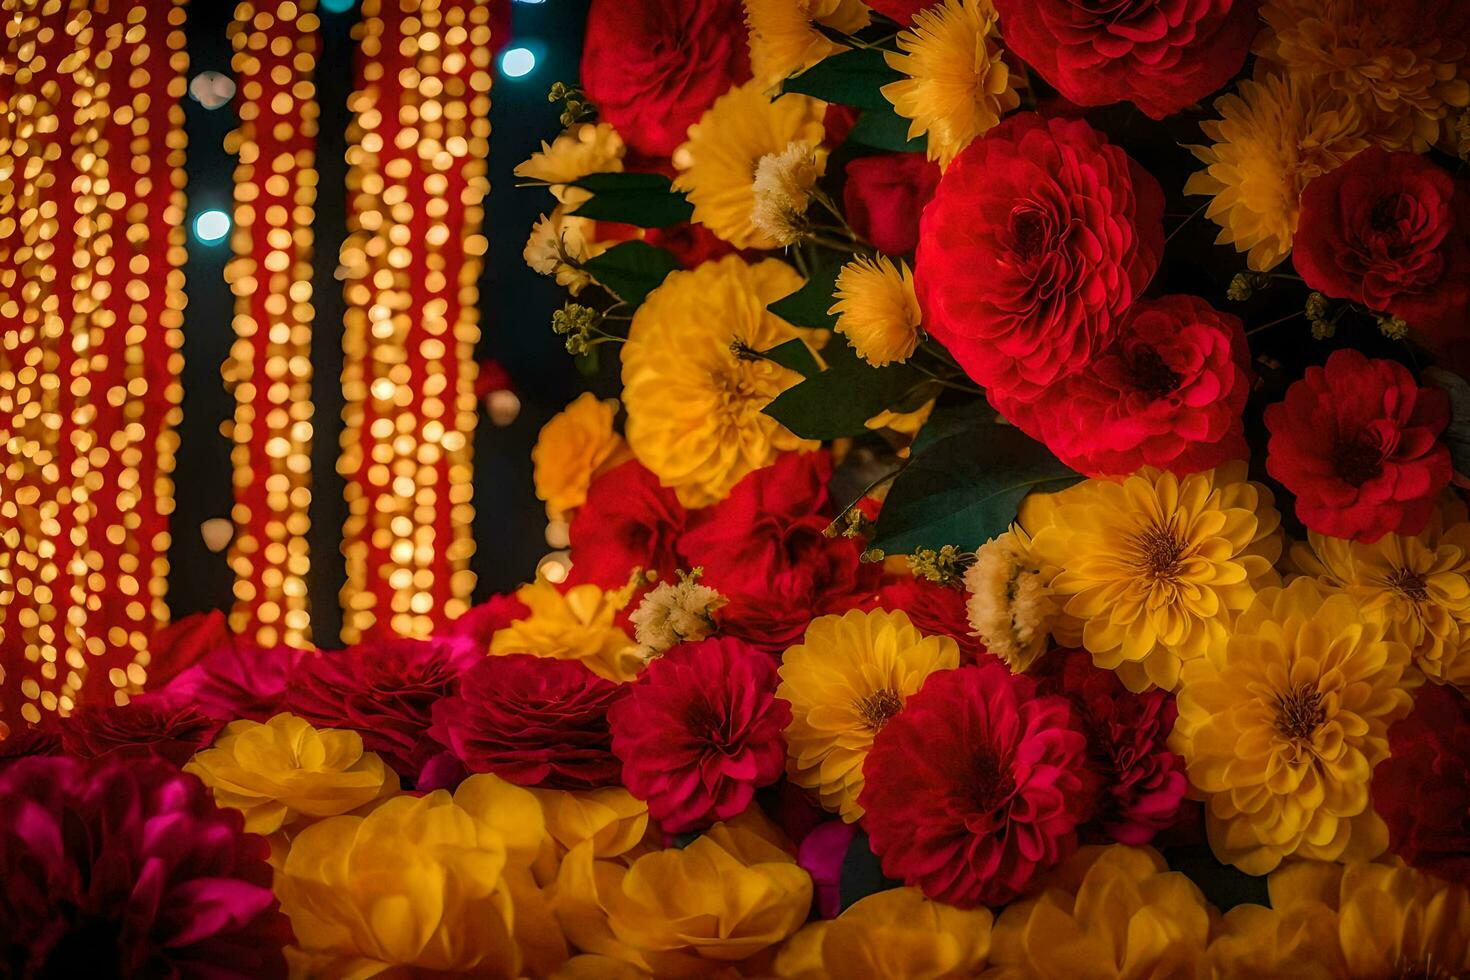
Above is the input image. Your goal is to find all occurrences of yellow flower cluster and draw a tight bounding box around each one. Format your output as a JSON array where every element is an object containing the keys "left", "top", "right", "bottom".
[{"left": 775, "top": 887, "right": 992, "bottom": 978}]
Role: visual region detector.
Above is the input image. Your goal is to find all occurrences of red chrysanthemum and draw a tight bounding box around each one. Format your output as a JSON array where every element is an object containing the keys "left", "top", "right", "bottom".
[
  {"left": 607, "top": 636, "right": 790, "bottom": 832},
  {"left": 0, "top": 755, "right": 289, "bottom": 978},
  {"left": 678, "top": 453, "right": 880, "bottom": 653},
  {"left": 1264, "top": 348, "right": 1452, "bottom": 542},
  {"left": 141, "top": 640, "right": 311, "bottom": 724},
  {"left": 859, "top": 663, "right": 1096, "bottom": 907},
  {"left": 1037, "top": 650, "right": 1188, "bottom": 846},
  {"left": 287, "top": 636, "right": 478, "bottom": 784},
  {"left": 1373, "top": 683, "right": 1470, "bottom": 887},
  {"left": 1294, "top": 147, "right": 1470, "bottom": 346},
  {"left": 581, "top": 0, "right": 750, "bottom": 157},
  {"left": 61, "top": 702, "right": 219, "bottom": 766},
  {"left": 843, "top": 153, "right": 941, "bottom": 256},
  {"left": 430, "top": 654, "right": 625, "bottom": 790},
  {"left": 994, "top": 0, "right": 1260, "bottom": 119},
  {"left": 569, "top": 459, "right": 688, "bottom": 588},
  {"left": 872, "top": 576, "right": 990, "bottom": 664},
  {"left": 1031, "top": 294, "right": 1252, "bottom": 476},
  {"left": 916, "top": 113, "right": 1165, "bottom": 410}
]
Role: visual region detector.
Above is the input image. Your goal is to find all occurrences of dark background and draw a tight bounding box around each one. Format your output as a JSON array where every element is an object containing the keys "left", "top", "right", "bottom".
[{"left": 170, "top": 0, "right": 599, "bottom": 644}]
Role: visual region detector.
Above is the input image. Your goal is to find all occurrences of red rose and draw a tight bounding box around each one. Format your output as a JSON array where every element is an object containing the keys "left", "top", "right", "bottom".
[
  {"left": 843, "top": 153, "right": 941, "bottom": 256},
  {"left": 581, "top": 0, "right": 750, "bottom": 157},
  {"left": 61, "top": 703, "right": 219, "bottom": 766},
  {"left": 569, "top": 460, "right": 687, "bottom": 588},
  {"left": 608, "top": 637, "right": 790, "bottom": 832},
  {"left": 1373, "top": 683, "right": 1470, "bottom": 887},
  {"left": 677, "top": 453, "right": 880, "bottom": 653},
  {"left": 1264, "top": 349, "right": 1452, "bottom": 542},
  {"left": 872, "top": 576, "right": 989, "bottom": 663},
  {"left": 916, "top": 113, "right": 1164, "bottom": 408},
  {"left": 994, "top": 0, "right": 1260, "bottom": 119},
  {"left": 430, "top": 655, "right": 625, "bottom": 790},
  {"left": 860, "top": 663, "right": 1096, "bottom": 907},
  {"left": 1031, "top": 294, "right": 1252, "bottom": 476},
  {"left": 1294, "top": 147, "right": 1470, "bottom": 344}
]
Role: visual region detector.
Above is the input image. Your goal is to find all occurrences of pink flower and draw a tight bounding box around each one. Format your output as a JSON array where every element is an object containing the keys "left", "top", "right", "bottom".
[
  {"left": 143, "top": 640, "right": 310, "bottom": 723},
  {"left": 608, "top": 636, "right": 790, "bottom": 832},
  {"left": 798, "top": 821, "right": 860, "bottom": 919}
]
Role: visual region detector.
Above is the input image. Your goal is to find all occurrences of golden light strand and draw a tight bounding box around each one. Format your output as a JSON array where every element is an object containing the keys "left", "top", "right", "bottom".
[
  {"left": 0, "top": 0, "right": 189, "bottom": 734},
  {"left": 336, "top": 0, "right": 490, "bottom": 643},
  {"left": 222, "top": 0, "right": 320, "bottom": 649}
]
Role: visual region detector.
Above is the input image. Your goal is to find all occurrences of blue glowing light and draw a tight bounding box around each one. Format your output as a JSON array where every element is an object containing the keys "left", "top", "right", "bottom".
[
  {"left": 501, "top": 47, "right": 536, "bottom": 79},
  {"left": 321, "top": 0, "right": 355, "bottom": 13},
  {"left": 193, "top": 209, "right": 232, "bottom": 244}
]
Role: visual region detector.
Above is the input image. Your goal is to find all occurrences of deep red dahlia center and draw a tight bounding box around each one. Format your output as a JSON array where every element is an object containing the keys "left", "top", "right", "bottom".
[
  {"left": 1126, "top": 346, "right": 1182, "bottom": 398},
  {"left": 1332, "top": 435, "right": 1385, "bottom": 487},
  {"left": 1009, "top": 206, "right": 1053, "bottom": 262},
  {"left": 966, "top": 749, "right": 1016, "bottom": 814}
]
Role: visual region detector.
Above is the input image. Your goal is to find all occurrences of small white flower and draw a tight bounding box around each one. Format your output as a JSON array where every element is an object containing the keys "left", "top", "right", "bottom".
[
  {"left": 750, "top": 140, "right": 820, "bottom": 246},
  {"left": 524, "top": 211, "right": 596, "bottom": 295},
  {"left": 629, "top": 569, "right": 727, "bottom": 661},
  {"left": 963, "top": 529, "right": 1060, "bottom": 672}
]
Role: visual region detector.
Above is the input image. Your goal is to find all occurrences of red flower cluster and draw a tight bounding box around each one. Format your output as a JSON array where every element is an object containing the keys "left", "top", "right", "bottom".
[
  {"left": 61, "top": 702, "right": 219, "bottom": 766},
  {"left": 569, "top": 459, "right": 686, "bottom": 588},
  {"left": 1265, "top": 348, "right": 1452, "bottom": 542},
  {"left": 1373, "top": 683, "right": 1470, "bottom": 887},
  {"left": 872, "top": 576, "right": 989, "bottom": 663}
]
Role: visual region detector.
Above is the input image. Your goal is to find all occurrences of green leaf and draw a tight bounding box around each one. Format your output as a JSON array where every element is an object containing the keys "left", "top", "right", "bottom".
[
  {"left": 847, "top": 108, "right": 924, "bottom": 153},
  {"left": 781, "top": 47, "right": 901, "bottom": 110},
  {"left": 763, "top": 347, "right": 928, "bottom": 440},
  {"left": 569, "top": 171, "right": 693, "bottom": 228},
  {"left": 761, "top": 338, "right": 823, "bottom": 378},
  {"left": 838, "top": 830, "right": 899, "bottom": 913},
  {"left": 1425, "top": 367, "right": 1470, "bottom": 483},
  {"left": 871, "top": 416, "right": 1082, "bottom": 553},
  {"left": 767, "top": 263, "right": 842, "bottom": 329},
  {"left": 581, "top": 241, "right": 682, "bottom": 309}
]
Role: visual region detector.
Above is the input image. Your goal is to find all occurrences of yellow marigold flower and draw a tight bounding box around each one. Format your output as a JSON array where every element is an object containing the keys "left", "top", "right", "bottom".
[
  {"left": 277, "top": 774, "right": 566, "bottom": 979},
  {"left": 1169, "top": 579, "right": 1414, "bottom": 874},
  {"left": 514, "top": 121, "right": 626, "bottom": 206},
  {"left": 1258, "top": 0, "right": 1470, "bottom": 153},
  {"left": 988, "top": 846, "right": 1213, "bottom": 979},
  {"left": 531, "top": 392, "right": 632, "bottom": 522},
  {"left": 881, "top": 0, "right": 1021, "bottom": 167},
  {"left": 963, "top": 526, "right": 1061, "bottom": 673},
  {"left": 492, "top": 574, "right": 642, "bottom": 683},
  {"left": 773, "top": 886, "right": 992, "bottom": 979},
  {"left": 743, "top": 0, "right": 872, "bottom": 88},
  {"left": 621, "top": 255, "right": 819, "bottom": 507},
  {"left": 184, "top": 713, "right": 396, "bottom": 836},
  {"left": 673, "top": 82, "right": 826, "bottom": 250},
  {"left": 829, "top": 255, "right": 922, "bottom": 367},
  {"left": 1186, "top": 70, "right": 1379, "bottom": 271},
  {"left": 1022, "top": 463, "right": 1283, "bottom": 692},
  {"left": 1292, "top": 495, "right": 1470, "bottom": 688},
  {"left": 1210, "top": 861, "right": 1470, "bottom": 978},
  {"left": 777, "top": 608, "right": 960, "bottom": 821}
]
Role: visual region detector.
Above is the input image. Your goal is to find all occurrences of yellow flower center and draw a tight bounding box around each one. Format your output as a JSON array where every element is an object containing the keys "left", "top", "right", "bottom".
[
  {"left": 1273, "top": 683, "right": 1327, "bottom": 742},
  {"left": 853, "top": 689, "right": 904, "bottom": 731},
  {"left": 1130, "top": 517, "right": 1190, "bottom": 581},
  {"left": 1388, "top": 567, "right": 1431, "bottom": 602}
]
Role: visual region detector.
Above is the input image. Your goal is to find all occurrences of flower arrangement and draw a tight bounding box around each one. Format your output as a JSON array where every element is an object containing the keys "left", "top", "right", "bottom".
[{"left": 5, "top": 0, "right": 1470, "bottom": 975}]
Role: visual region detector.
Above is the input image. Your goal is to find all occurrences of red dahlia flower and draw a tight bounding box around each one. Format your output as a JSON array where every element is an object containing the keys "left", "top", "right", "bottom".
[
  {"left": 994, "top": 0, "right": 1260, "bottom": 119},
  {"left": 1264, "top": 348, "right": 1452, "bottom": 542},
  {"left": 859, "top": 663, "right": 1096, "bottom": 907},
  {"left": 580, "top": 0, "right": 750, "bottom": 157},
  {"left": 916, "top": 113, "right": 1165, "bottom": 409},
  {"left": 608, "top": 636, "right": 790, "bottom": 832},
  {"left": 0, "top": 724, "right": 61, "bottom": 768},
  {"left": 872, "top": 576, "right": 990, "bottom": 664},
  {"left": 1033, "top": 294, "right": 1251, "bottom": 476},
  {"left": 61, "top": 702, "right": 219, "bottom": 766},
  {"left": 0, "top": 755, "right": 289, "bottom": 978},
  {"left": 1294, "top": 147, "right": 1470, "bottom": 345},
  {"left": 843, "top": 153, "right": 942, "bottom": 256},
  {"left": 569, "top": 459, "right": 687, "bottom": 588},
  {"left": 142, "top": 639, "right": 310, "bottom": 723},
  {"left": 678, "top": 453, "right": 880, "bottom": 653},
  {"left": 1373, "top": 683, "right": 1470, "bottom": 887},
  {"left": 430, "top": 654, "right": 625, "bottom": 790}
]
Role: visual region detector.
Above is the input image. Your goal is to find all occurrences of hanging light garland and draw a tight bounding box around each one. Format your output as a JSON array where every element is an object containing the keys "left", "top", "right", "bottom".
[
  {"left": 221, "top": 0, "right": 321, "bottom": 649},
  {"left": 0, "top": 0, "right": 189, "bottom": 734},
  {"left": 335, "top": 0, "right": 492, "bottom": 644}
]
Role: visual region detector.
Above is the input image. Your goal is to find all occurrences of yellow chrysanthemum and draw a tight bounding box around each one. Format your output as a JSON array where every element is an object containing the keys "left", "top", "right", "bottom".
[
  {"left": 184, "top": 713, "right": 397, "bottom": 836},
  {"left": 743, "top": 0, "right": 872, "bottom": 88},
  {"left": 987, "top": 846, "right": 1214, "bottom": 979},
  {"left": 829, "top": 255, "right": 921, "bottom": 367},
  {"left": 531, "top": 392, "right": 632, "bottom": 522},
  {"left": 777, "top": 607, "right": 960, "bottom": 821},
  {"left": 1186, "top": 70, "right": 1380, "bottom": 271},
  {"left": 673, "top": 82, "right": 826, "bottom": 250},
  {"left": 514, "top": 121, "right": 626, "bottom": 206},
  {"left": 276, "top": 774, "right": 566, "bottom": 979},
  {"left": 1169, "top": 579, "right": 1414, "bottom": 875},
  {"left": 621, "top": 254, "right": 819, "bottom": 507},
  {"left": 963, "top": 526, "right": 1061, "bottom": 673},
  {"left": 1292, "top": 495, "right": 1470, "bottom": 688},
  {"left": 774, "top": 886, "right": 992, "bottom": 979},
  {"left": 1258, "top": 0, "right": 1470, "bottom": 152},
  {"left": 491, "top": 575, "right": 642, "bottom": 682},
  {"left": 1022, "top": 463, "right": 1283, "bottom": 692},
  {"left": 881, "top": 0, "right": 1021, "bottom": 168},
  {"left": 1209, "top": 861, "right": 1470, "bottom": 978}
]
